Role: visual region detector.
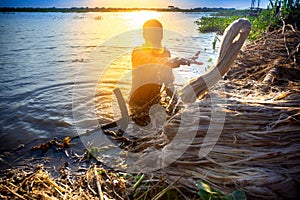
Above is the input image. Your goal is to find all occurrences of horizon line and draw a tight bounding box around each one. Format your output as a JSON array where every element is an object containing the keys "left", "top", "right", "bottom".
[{"left": 0, "top": 6, "right": 254, "bottom": 10}]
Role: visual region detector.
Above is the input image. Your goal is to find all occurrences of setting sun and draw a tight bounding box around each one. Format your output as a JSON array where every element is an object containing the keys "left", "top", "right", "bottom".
[
  {"left": 122, "top": 11, "right": 162, "bottom": 29},
  {"left": 91, "top": 0, "right": 171, "bottom": 8}
]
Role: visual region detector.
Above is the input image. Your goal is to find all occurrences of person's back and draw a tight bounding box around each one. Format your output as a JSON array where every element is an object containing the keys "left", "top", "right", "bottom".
[
  {"left": 129, "top": 19, "right": 174, "bottom": 107},
  {"left": 130, "top": 47, "right": 174, "bottom": 106}
]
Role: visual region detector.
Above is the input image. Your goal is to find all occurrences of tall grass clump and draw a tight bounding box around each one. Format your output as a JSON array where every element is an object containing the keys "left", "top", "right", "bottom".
[{"left": 196, "top": 0, "right": 300, "bottom": 40}]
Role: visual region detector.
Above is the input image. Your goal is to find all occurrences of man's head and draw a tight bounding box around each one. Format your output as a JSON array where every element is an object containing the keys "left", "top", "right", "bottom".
[{"left": 143, "top": 19, "right": 163, "bottom": 45}]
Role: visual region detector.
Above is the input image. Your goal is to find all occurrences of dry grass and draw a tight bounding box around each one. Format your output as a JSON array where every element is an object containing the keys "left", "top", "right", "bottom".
[
  {"left": 160, "top": 24, "right": 300, "bottom": 199},
  {"left": 0, "top": 164, "right": 128, "bottom": 200}
]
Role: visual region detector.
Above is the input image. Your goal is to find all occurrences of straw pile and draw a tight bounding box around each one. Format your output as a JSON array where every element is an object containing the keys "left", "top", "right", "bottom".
[{"left": 159, "top": 24, "right": 300, "bottom": 199}]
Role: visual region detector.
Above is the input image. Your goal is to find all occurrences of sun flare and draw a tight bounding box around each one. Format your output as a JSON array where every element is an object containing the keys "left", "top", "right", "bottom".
[{"left": 122, "top": 11, "right": 162, "bottom": 29}]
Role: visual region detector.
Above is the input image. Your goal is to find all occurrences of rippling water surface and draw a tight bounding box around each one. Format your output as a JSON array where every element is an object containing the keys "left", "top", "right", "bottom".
[{"left": 0, "top": 11, "right": 219, "bottom": 153}]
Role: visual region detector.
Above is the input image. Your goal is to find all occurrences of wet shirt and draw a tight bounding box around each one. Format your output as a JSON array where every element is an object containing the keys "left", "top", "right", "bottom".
[{"left": 129, "top": 46, "right": 174, "bottom": 106}]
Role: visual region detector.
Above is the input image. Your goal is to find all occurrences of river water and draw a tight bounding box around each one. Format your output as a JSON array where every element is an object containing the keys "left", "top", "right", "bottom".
[{"left": 0, "top": 11, "right": 219, "bottom": 154}]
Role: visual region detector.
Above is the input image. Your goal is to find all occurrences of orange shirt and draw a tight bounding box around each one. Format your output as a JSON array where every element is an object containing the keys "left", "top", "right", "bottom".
[{"left": 129, "top": 46, "right": 174, "bottom": 106}]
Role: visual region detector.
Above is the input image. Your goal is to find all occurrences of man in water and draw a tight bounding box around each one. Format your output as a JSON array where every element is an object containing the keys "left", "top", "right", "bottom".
[{"left": 129, "top": 19, "right": 203, "bottom": 124}]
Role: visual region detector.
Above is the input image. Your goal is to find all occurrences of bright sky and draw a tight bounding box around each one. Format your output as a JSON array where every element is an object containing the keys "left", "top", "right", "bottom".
[{"left": 0, "top": 0, "right": 270, "bottom": 9}]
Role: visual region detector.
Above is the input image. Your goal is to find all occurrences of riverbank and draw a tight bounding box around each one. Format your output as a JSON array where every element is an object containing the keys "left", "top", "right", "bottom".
[{"left": 1, "top": 22, "right": 299, "bottom": 199}]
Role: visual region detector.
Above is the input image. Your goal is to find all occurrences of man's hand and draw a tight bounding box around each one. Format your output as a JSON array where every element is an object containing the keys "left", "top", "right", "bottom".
[
  {"left": 169, "top": 51, "right": 204, "bottom": 68},
  {"left": 169, "top": 57, "right": 191, "bottom": 67}
]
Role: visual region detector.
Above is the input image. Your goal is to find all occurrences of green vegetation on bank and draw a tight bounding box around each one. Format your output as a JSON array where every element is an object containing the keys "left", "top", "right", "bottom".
[
  {"left": 196, "top": 180, "right": 247, "bottom": 200},
  {"left": 195, "top": 12, "right": 274, "bottom": 40},
  {"left": 196, "top": 0, "right": 300, "bottom": 40}
]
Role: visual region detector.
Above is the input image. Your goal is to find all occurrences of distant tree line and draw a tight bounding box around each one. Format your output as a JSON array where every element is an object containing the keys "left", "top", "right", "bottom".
[{"left": 0, "top": 7, "right": 236, "bottom": 13}]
